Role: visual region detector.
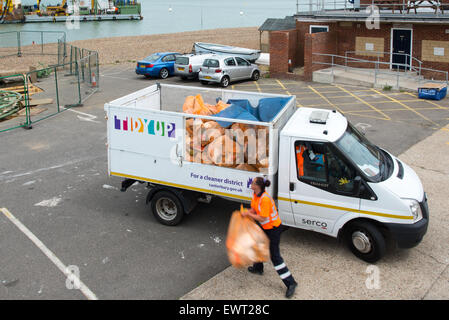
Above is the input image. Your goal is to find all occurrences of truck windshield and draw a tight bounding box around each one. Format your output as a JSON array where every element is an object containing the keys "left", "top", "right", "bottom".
[{"left": 335, "top": 123, "right": 382, "bottom": 180}]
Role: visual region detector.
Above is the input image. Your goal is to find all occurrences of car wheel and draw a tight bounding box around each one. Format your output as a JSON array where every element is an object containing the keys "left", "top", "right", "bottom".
[
  {"left": 220, "top": 76, "right": 230, "bottom": 88},
  {"left": 159, "top": 68, "right": 169, "bottom": 79},
  {"left": 344, "top": 221, "right": 386, "bottom": 263},
  {"left": 251, "top": 70, "right": 260, "bottom": 81},
  {"left": 150, "top": 191, "right": 184, "bottom": 226},
  {"left": 200, "top": 80, "right": 209, "bottom": 85}
]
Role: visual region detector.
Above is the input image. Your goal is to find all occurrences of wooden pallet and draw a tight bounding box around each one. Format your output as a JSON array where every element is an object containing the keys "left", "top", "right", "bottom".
[
  {"left": 0, "top": 83, "right": 43, "bottom": 95},
  {"left": 17, "top": 106, "right": 48, "bottom": 117}
]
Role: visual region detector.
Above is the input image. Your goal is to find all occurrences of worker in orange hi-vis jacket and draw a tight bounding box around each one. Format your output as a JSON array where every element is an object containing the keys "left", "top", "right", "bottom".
[{"left": 241, "top": 176, "right": 298, "bottom": 298}]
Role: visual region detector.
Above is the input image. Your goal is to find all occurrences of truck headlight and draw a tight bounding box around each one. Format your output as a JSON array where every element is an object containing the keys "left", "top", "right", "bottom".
[{"left": 407, "top": 199, "right": 423, "bottom": 222}]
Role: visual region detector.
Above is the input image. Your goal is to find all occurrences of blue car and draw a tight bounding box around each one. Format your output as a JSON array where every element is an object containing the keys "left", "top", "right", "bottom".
[{"left": 135, "top": 52, "right": 180, "bottom": 79}]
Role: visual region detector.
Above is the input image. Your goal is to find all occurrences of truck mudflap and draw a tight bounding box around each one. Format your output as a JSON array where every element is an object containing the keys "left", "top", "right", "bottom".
[{"left": 121, "top": 178, "right": 137, "bottom": 192}]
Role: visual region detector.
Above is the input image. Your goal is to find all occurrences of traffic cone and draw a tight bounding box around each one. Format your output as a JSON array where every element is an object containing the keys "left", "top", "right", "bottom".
[{"left": 91, "top": 72, "right": 97, "bottom": 87}]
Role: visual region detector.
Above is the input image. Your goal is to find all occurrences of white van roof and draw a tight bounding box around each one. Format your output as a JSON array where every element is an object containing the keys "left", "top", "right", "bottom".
[{"left": 281, "top": 107, "right": 348, "bottom": 143}]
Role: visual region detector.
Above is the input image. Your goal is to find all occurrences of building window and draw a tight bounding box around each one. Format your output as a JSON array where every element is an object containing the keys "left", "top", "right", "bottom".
[{"left": 309, "top": 25, "right": 329, "bottom": 34}]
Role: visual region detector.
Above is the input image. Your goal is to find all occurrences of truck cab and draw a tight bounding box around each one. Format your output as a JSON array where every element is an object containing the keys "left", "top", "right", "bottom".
[{"left": 278, "top": 107, "right": 429, "bottom": 262}]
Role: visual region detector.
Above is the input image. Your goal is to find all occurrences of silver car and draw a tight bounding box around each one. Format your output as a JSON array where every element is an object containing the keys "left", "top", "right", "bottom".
[
  {"left": 174, "top": 53, "right": 214, "bottom": 80},
  {"left": 198, "top": 55, "right": 260, "bottom": 88}
]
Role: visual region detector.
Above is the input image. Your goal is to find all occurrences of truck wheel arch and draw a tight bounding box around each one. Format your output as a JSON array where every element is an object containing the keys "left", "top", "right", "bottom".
[
  {"left": 146, "top": 185, "right": 198, "bottom": 215},
  {"left": 337, "top": 217, "right": 389, "bottom": 241},
  {"left": 340, "top": 218, "right": 388, "bottom": 263}
]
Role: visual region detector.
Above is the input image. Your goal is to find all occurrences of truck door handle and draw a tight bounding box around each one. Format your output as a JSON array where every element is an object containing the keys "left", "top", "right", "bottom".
[{"left": 289, "top": 182, "right": 295, "bottom": 192}]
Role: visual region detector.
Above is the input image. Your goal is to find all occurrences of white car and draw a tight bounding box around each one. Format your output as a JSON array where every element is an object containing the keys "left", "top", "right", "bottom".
[{"left": 174, "top": 53, "right": 214, "bottom": 80}]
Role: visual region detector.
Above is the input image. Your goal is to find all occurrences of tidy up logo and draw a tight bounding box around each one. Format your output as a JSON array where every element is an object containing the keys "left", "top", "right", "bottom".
[{"left": 114, "top": 115, "right": 176, "bottom": 138}]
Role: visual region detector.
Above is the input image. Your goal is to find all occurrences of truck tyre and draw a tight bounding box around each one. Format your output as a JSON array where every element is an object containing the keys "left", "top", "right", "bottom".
[
  {"left": 220, "top": 76, "right": 230, "bottom": 88},
  {"left": 344, "top": 221, "right": 386, "bottom": 263},
  {"left": 151, "top": 191, "right": 184, "bottom": 226}
]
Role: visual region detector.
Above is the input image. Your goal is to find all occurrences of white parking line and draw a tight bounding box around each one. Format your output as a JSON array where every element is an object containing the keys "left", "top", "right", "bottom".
[
  {"left": 63, "top": 107, "right": 100, "bottom": 123},
  {"left": 0, "top": 156, "right": 102, "bottom": 182},
  {"left": 0, "top": 208, "right": 98, "bottom": 300}
]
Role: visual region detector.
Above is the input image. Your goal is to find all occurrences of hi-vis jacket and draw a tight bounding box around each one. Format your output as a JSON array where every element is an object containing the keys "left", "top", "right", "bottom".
[{"left": 251, "top": 191, "right": 281, "bottom": 230}]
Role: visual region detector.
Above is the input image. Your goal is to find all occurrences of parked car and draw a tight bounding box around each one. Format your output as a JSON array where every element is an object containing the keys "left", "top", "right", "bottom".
[
  {"left": 174, "top": 53, "right": 214, "bottom": 80},
  {"left": 198, "top": 55, "right": 260, "bottom": 88},
  {"left": 135, "top": 52, "right": 180, "bottom": 79}
]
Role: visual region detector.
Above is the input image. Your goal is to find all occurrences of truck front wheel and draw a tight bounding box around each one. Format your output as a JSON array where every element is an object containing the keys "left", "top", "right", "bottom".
[
  {"left": 151, "top": 191, "right": 184, "bottom": 226},
  {"left": 344, "top": 221, "right": 386, "bottom": 263}
]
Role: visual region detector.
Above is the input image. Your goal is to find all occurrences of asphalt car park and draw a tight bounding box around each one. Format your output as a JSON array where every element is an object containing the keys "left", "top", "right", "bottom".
[{"left": 1, "top": 63, "right": 448, "bottom": 299}]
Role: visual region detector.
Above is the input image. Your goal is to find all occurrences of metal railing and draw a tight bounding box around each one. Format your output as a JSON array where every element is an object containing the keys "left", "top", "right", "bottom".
[
  {"left": 0, "top": 38, "right": 99, "bottom": 133},
  {"left": 312, "top": 52, "right": 448, "bottom": 88},
  {"left": 0, "top": 31, "right": 67, "bottom": 58},
  {"left": 343, "top": 50, "right": 449, "bottom": 83},
  {"left": 298, "top": 0, "right": 355, "bottom": 13},
  {"left": 345, "top": 50, "right": 424, "bottom": 76},
  {"left": 298, "top": 0, "right": 448, "bottom": 15}
]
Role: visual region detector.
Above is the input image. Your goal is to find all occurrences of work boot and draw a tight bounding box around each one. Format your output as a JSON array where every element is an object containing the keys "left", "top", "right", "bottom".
[
  {"left": 285, "top": 281, "right": 297, "bottom": 298},
  {"left": 247, "top": 266, "right": 263, "bottom": 275}
]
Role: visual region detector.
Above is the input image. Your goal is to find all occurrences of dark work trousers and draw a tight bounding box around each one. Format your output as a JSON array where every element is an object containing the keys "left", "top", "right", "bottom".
[{"left": 252, "top": 225, "right": 296, "bottom": 287}]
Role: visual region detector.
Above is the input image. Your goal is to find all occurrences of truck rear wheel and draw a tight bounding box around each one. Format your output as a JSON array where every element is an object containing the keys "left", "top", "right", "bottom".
[
  {"left": 151, "top": 191, "right": 184, "bottom": 226},
  {"left": 344, "top": 221, "right": 386, "bottom": 263}
]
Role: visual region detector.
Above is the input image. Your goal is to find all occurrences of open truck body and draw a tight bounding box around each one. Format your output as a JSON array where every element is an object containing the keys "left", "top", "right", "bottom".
[{"left": 104, "top": 83, "right": 296, "bottom": 203}]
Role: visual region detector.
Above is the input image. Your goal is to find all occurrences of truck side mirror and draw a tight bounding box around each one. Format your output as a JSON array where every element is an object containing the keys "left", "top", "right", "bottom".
[{"left": 353, "top": 176, "right": 364, "bottom": 196}]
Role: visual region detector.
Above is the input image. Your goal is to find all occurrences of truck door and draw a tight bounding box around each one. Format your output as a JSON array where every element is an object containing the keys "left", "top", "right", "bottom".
[{"left": 288, "top": 139, "right": 360, "bottom": 234}]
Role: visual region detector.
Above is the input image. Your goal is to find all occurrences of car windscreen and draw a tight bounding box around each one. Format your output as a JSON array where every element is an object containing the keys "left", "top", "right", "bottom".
[
  {"left": 144, "top": 54, "right": 160, "bottom": 62},
  {"left": 335, "top": 123, "right": 382, "bottom": 179},
  {"left": 203, "top": 59, "right": 220, "bottom": 68},
  {"left": 176, "top": 56, "right": 189, "bottom": 65}
]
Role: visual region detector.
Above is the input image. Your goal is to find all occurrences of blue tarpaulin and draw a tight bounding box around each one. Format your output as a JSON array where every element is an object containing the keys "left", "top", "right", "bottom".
[
  {"left": 227, "top": 99, "right": 259, "bottom": 118},
  {"left": 213, "top": 104, "right": 259, "bottom": 128},
  {"left": 257, "top": 97, "right": 291, "bottom": 122},
  {"left": 213, "top": 97, "right": 290, "bottom": 127}
]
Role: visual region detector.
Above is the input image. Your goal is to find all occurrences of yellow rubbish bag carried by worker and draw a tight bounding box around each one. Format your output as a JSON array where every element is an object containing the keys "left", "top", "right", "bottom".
[{"left": 226, "top": 205, "right": 270, "bottom": 268}]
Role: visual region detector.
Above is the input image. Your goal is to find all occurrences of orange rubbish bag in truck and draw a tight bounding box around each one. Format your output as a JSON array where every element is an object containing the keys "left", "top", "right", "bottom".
[{"left": 226, "top": 205, "right": 270, "bottom": 268}]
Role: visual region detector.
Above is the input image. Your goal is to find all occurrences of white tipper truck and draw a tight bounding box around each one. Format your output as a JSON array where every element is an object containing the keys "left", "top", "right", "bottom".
[{"left": 104, "top": 84, "right": 429, "bottom": 262}]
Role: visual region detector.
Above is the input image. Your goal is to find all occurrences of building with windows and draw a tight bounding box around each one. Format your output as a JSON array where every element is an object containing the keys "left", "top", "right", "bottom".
[{"left": 266, "top": 1, "right": 449, "bottom": 83}]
